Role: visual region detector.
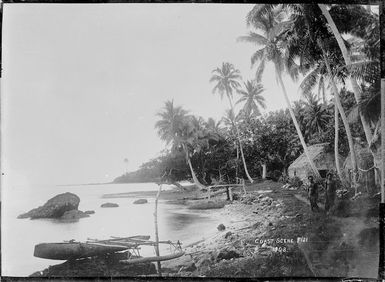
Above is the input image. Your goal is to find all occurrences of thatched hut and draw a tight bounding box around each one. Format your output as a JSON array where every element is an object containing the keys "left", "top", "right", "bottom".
[
  {"left": 344, "top": 144, "right": 376, "bottom": 193},
  {"left": 288, "top": 143, "right": 344, "bottom": 180}
]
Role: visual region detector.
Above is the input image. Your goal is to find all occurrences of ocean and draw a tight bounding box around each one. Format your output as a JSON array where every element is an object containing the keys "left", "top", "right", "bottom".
[{"left": 1, "top": 182, "right": 220, "bottom": 276}]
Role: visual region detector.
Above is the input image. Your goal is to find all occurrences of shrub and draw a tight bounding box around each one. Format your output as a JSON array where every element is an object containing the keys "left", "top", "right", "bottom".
[{"left": 269, "top": 170, "right": 282, "bottom": 182}]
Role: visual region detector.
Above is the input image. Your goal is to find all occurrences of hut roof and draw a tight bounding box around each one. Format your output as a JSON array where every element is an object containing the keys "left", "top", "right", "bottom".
[{"left": 289, "top": 143, "right": 330, "bottom": 169}]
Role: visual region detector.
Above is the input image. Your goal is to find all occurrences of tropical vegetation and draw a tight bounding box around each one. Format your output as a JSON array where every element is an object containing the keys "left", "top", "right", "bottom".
[{"left": 115, "top": 4, "right": 380, "bottom": 197}]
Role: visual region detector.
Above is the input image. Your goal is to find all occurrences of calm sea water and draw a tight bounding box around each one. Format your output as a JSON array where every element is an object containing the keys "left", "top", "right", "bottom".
[{"left": 2, "top": 183, "right": 220, "bottom": 277}]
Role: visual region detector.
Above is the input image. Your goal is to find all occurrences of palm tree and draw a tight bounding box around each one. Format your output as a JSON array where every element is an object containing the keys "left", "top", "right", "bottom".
[
  {"left": 222, "top": 109, "right": 242, "bottom": 181},
  {"left": 281, "top": 3, "right": 358, "bottom": 188},
  {"left": 123, "top": 158, "right": 129, "bottom": 174},
  {"left": 155, "top": 100, "right": 205, "bottom": 189},
  {"left": 318, "top": 4, "right": 374, "bottom": 147},
  {"left": 239, "top": 5, "right": 321, "bottom": 178},
  {"left": 236, "top": 80, "right": 266, "bottom": 119},
  {"left": 210, "top": 62, "right": 254, "bottom": 183},
  {"left": 303, "top": 93, "right": 331, "bottom": 137}
]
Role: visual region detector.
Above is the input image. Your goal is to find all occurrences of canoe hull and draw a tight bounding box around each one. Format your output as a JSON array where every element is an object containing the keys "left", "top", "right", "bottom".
[{"left": 34, "top": 242, "right": 128, "bottom": 260}]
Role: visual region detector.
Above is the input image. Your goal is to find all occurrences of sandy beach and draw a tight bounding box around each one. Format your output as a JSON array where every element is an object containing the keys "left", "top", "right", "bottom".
[{"left": 30, "top": 180, "right": 380, "bottom": 278}]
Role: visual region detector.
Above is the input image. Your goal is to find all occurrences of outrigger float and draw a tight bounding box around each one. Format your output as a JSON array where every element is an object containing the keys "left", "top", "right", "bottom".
[{"left": 34, "top": 235, "right": 185, "bottom": 263}]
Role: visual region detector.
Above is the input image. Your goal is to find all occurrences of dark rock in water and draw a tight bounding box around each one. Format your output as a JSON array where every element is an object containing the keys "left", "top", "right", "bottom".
[
  {"left": 216, "top": 249, "right": 240, "bottom": 261},
  {"left": 133, "top": 199, "right": 148, "bottom": 204},
  {"left": 101, "top": 202, "right": 119, "bottom": 208},
  {"left": 60, "top": 210, "right": 90, "bottom": 220},
  {"left": 18, "top": 192, "right": 80, "bottom": 219},
  {"left": 29, "top": 252, "right": 156, "bottom": 277},
  {"left": 84, "top": 210, "right": 95, "bottom": 214},
  {"left": 217, "top": 224, "right": 226, "bottom": 231}
]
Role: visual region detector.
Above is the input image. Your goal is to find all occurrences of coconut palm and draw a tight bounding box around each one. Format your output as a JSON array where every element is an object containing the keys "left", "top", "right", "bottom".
[
  {"left": 318, "top": 4, "right": 375, "bottom": 147},
  {"left": 210, "top": 62, "right": 254, "bottom": 183},
  {"left": 123, "top": 158, "right": 129, "bottom": 174},
  {"left": 284, "top": 4, "right": 360, "bottom": 190},
  {"left": 222, "top": 109, "right": 242, "bottom": 181},
  {"left": 236, "top": 80, "right": 266, "bottom": 119},
  {"left": 155, "top": 100, "right": 205, "bottom": 189},
  {"left": 303, "top": 93, "right": 331, "bottom": 137},
  {"left": 239, "top": 5, "right": 320, "bottom": 178}
]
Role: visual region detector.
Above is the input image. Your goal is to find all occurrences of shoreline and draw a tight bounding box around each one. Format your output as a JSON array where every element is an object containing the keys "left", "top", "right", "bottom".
[{"left": 31, "top": 180, "right": 380, "bottom": 278}]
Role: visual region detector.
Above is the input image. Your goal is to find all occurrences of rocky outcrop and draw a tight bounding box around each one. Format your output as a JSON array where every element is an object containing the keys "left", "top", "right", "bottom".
[
  {"left": 84, "top": 210, "right": 95, "bottom": 214},
  {"left": 60, "top": 210, "right": 90, "bottom": 220},
  {"left": 133, "top": 199, "right": 148, "bottom": 204},
  {"left": 101, "top": 202, "right": 119, "bottom": 208},
  {"left": 18, "top": 193, "right": 80, "bottom": 219}
]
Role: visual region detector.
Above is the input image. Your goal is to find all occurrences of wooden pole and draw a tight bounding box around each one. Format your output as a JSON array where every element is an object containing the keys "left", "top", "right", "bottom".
[
  {"left": 242, "top": 179, "right": 247, "bottom": 195},
  {"left": 379, "top": 78, "right": 385, "bottom": 279},
  {"left": 154, "top": 184, "right": 162, "bottom": 276},
  {"left": 229, "top": 187, "right": 233, "bottom": 202},
  {"left": 381, "top": 78, "right": 385, "bottom": 204}
]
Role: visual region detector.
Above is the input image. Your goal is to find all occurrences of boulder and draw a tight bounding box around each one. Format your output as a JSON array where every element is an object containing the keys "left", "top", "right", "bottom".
[
  {"left": 133, "top": 199, "right": 148, "bottom": 204},
  {"left": 18, "top": 192, "right": 80, "bottom": 219},
  {"left": 224, "top": 231, "right": 232, "bottom": 239},
  {"left": 216, "top": 249, "right": 240, "bottom": 261},
  {"left": 101, "top": 203, "right": 119, "bottom": 208},
  {"left": 217, "top": 224, "right": 226, "bottom": 231},
  {"left": 60, "top": 210, "right": 90, "bottom": 220}
]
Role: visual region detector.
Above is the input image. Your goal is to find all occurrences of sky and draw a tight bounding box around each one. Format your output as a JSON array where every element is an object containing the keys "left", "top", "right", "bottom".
[{"left": 1, "top": 3, "right": 349, "bottom": 186}]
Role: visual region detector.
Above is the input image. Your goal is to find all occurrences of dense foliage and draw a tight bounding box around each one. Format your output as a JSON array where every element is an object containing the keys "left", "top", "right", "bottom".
[{"left": 114, "top": 4, "right": 380, "bottom": 190}]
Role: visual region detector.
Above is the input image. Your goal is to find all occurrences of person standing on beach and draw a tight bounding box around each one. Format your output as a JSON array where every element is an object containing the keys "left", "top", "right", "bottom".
[
  {"left": 324, "top": 172, "right": 337, "bottom": 214},
  {"left": 308, "top": 175, "right": 319, "bottom": 212}
]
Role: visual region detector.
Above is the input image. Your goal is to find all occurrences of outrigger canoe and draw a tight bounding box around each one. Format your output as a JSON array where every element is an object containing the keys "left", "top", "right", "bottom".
[
  {"left": 33, "top": 235, "right": 185, "bottom": 263},
  {"left": 34, "top": 235, "right": 150, "bottom": 260},
  {"left": 34, "top": 242, "right": 128, "bottom": 260}
]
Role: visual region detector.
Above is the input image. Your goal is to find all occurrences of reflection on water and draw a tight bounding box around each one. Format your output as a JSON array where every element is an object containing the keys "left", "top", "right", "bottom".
[{"left": 2, "top": 183, "right": 221, "bottom": 277}]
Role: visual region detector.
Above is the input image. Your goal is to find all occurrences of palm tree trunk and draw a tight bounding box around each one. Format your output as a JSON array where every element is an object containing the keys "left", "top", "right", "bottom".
[
  {"left": 275, "top": 66, "right": 320, "bottom": 178},
  {"left": 322, "top": 51, "right": 358, "bottom": 193},
  {"left": 334, "top": 100, "right": 343, "bottom": 180},
  {"left": 262, "top": 162, "right": 267, "bottom": 179},
  {"left": 186, "top": 155, "right": 205, "bottom": 190},
  {"left": 182, "top": 144, "right": 205, "bottom": 189},
  {"left": 318, "top": 4, "right": 373, "bottom": 145},
  {"left": 236, "top": 142, "right": 239, "bottom": 181},
  {"left": 227, "top": 97, "right": 254, "bottom": 183}
]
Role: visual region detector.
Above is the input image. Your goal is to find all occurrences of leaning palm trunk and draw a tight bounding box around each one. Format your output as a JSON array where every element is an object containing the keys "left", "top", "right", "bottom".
[
  {"left": 228, "top": 98, "right": 254, "bottom": 183},
  {"left": 322, "top": 51, "right": 358, "bottom": 193},
  {"left": 275, "top": 65, "right": 320, "bottom": 178},
  {"left": 334, "top": 100, "right": 343, "bottom": 180},
  {"left": 186, "top": 154, "right": 205, "bottom": 190},
  {"left": 318, "top": 4, "right": 373, "bottom": 146}
]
